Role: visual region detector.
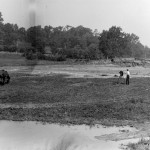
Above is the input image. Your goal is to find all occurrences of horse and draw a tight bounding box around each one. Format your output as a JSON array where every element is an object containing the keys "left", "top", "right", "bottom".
[{"left": 0, "top": 70, "right": 10, "bottom": 85}]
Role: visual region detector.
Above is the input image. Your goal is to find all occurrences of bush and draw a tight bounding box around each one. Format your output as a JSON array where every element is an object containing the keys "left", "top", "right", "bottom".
[
  {"left": 24, "top": 47, "right": 37, "bottom": 60},
  {"left": 25, "top": 51, "right": 37, "bottom": 60},
  {"left": 0, "top": 45, "right": 4, "bottom": 52},
  {"left": 23, "top": 46, "right": 66, "bottom": 61},
  {"left": 18, "top": 47, "right": 26, "bottom": 53},
  {"left": 9, "top": 45, "right": 18, "bottom": 52},
  {"left": 3, "top": 46, "right": 9, "bottom": 52},
  {"left": 54, "top": 54, "right": 66, "bottom": 61},
  {"left": 45, "top": 54, "right": 66, "bottom": 61},
  {"left": 37, "top": 52, "right": 46, "bottom": 60},
  {"left": 3, "top": 45, "right": 18, "bottom": 52},
  {"left": 64, "top": 46, "right": 85, "bottom": 59}
]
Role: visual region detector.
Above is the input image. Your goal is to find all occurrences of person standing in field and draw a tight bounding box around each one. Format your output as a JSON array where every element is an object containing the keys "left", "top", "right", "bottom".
[
  {"left": 126, "top": 69, "right": 130, "bottom": 85},
  {"left": 118, "top": 70, "right": 124, "bottom": 84}
]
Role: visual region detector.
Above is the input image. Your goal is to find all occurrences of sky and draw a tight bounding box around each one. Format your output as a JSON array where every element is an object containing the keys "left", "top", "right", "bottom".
[{"left": 0, "top": 0, "right": 150, "bottom": 47}]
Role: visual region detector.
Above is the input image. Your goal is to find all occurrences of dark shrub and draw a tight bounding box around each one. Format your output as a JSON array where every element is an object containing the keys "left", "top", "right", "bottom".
[
  {"left": 9, "top": 45, "right": 18, "bottom": 52},
  {"left": 37, "top": 52, "right": 46, "bottom": 60},
  {"left": 4, "top": 45, "right": 18, "bottom": 52},
  {"left": 45, "top": 54, "right": 66, "bottom": 61},
  {"left": 0, "top": 45, "right": 3, "bottom": 52},
  {"left": 54, "top": 54, "right": 66, "bottom": 61},
  {"left": 24, "top": 47, "right": 37, "bottom": 60},
  {"left": 3, "top": 45, "right": 9, "bottom": 52},
  {"left": 25, "top": 51, "right": 37, "bottom": 60},
  {"left": 18, "top": 47, "right": 26, "bottom": 53}
]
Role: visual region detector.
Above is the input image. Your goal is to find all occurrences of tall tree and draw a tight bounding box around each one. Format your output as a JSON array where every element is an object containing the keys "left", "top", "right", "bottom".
[
  {"left": 18, "top": 27, "right": 26, "bottom": 41},
  {"left": 0, "top": 12, "right": 3, "bottom": 23},
  {"left": 27, "top": 26, "right": 46, "bottom": 53},
  {"left": 98, "top": 26, "right": 144, "bottom": 58},
  {"left": 0, "top": 12, "right": 4, "bottom": 41},
  {"left": 3, "top": 23, "right": 17, "bottom": 45}
]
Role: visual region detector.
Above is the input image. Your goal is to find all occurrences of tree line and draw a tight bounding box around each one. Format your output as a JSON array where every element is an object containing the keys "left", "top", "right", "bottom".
[{"left": 0, "top": 12, "right": 150, "bottom": 60}]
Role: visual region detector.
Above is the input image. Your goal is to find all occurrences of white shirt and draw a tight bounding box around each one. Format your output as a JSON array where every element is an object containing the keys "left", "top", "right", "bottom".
[{"left": 127, "top": 71, "right": 130, "bottom": 76}]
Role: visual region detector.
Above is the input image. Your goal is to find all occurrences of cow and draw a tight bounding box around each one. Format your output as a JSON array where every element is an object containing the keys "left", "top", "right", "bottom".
[{"left": 0, "top": 70, "right": 10, "bottom": 85}]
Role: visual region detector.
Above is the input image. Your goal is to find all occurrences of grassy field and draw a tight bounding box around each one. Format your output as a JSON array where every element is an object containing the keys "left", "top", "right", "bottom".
[
  {"left": 1, "top": 52, "right": 150, "bottom": 127},
  {"left": 1, "top": 71, "right": 150, "bottom": 125},
  {"left": 0, "top": 52, "right": 37, "bottom": 67},
  {"left": 2, "top": 52, "right": 150, "bottom": 149}
]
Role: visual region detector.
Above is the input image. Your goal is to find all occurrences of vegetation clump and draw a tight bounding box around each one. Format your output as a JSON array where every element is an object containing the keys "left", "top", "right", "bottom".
[
  {"left": 127, "top": 138, "right": 150, "bottom": 150},
  {"left": 0, "top": 12, "right": 150, "bottom": 61}
]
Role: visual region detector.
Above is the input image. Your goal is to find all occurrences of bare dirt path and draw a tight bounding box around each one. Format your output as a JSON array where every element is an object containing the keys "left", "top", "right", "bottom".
[{"left": 2, "top": 64, "right": 150, "bottom": 78}]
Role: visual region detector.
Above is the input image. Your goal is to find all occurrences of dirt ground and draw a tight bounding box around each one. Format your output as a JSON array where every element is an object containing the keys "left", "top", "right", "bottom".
[{"left": 2, "top": 63, "right": 150, "bottom": 78}]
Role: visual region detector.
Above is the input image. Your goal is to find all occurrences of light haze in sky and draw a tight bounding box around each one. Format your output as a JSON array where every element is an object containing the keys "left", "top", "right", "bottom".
[{"left": 0, "top": 0, "right": 150, "bottom": 47}]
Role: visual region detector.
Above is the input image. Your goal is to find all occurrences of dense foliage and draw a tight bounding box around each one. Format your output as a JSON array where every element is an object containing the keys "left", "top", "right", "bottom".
[
  {"left": 0, "top": 12, "right": 150, "bottom": 60},
  {"left": 99, "top": 26, "right": 149, "bottom": 59}
]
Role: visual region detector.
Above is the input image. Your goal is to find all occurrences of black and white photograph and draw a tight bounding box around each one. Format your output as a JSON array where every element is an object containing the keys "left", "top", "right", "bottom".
[{"left": 0, "top": 0, "right": 150, "bottom": 149}]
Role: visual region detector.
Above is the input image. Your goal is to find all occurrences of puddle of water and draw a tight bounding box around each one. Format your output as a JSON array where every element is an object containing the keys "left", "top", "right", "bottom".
[{"left": 0, "top": 120, "right": 137, "bottom": 150}]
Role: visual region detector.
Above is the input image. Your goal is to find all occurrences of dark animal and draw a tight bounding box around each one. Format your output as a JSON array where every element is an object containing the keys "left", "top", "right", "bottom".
[
  {"left": 119, "top": 71, "right": 123, "bottom": 77},
  {"left": 0, "top": 70, "right": 10, "bottom": 85},
  {"left": 118, "top": 70, "right": 124, "bottom": 84}
]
